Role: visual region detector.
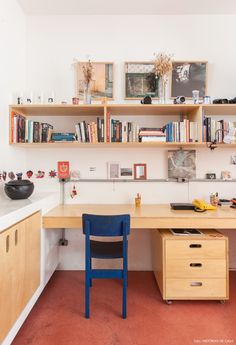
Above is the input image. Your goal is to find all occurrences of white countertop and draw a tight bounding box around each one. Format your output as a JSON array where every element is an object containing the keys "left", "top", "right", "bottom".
[{"left": 0, "top": 192, "right": 60, "bottom": 232}]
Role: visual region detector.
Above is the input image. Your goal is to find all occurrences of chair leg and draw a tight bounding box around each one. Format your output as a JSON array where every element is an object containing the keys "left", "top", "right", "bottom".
[
  {"left": 85, "top": 271, "right": 90, "bottom": 318},
  {"left": 122, "top": 273, "right": 127, "bottom": 319},
  {"left": 90, "top": 259, "right": 92, "bottom": 287}
]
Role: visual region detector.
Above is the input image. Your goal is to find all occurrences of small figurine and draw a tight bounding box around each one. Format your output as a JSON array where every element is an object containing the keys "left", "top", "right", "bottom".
[
  {"left": 8, "top": 171, "right": 15, "bottom": 180},
  {"left": 135, "top": 193, "right": 141, "bottom": 208},
  {"left": 16, "top": 172, "right": 23, "bottom": 180},
  {"left": 26, "top": 170, "right": 33, "bottom": 178},
  {"left": 49, "top": 170, "right": 57, "bottom": 178},
  {"left": 36, "top": 170, "right": 45, "bottom": 178},
  {"left": 2, "top": 171, "right": 7, "bottom": 181},
  {"left": 70, "top": 185, "right": 78, "bottom": 199}
]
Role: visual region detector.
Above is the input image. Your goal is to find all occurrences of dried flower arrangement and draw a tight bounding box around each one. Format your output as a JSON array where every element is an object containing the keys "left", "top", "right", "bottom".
[
  {"left": 82, "top": 59, "right": 93, "bottom": 87},
  {"left": 153, "top": 52, "right": 173, "bottom": 78}
]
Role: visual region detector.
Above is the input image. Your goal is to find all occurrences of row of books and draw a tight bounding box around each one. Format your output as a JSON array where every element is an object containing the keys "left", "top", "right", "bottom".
[
  {"left": 75, "top": 118, "right": 104, "bottom": 143},
  {"left": 12, "top": 114, "right": 53, "bottom": 143},
  {"left": 106, "top": 113, "right": 139, "bottom": 142},
  {"left": 203, "top": 117, "right": 236, "bottom": 142},
  {"left": 165, "top": 120, "right": 198, "bottom": 142}
]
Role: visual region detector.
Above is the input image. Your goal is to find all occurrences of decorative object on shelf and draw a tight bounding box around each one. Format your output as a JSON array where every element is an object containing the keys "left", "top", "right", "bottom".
[
  {"left": 168, "top": 150, "right": 196, "bottom": 180},
  {"left": 134, "top": 163, "right": 147, "bottom": 180},
  {"left": 207, "top": 128, "right": 232, "bottom": 150},
  {"left": 61, "top": 101, "right": 67, "bottom": 104},
  {"left": 124, "top": 62, "right": 157, "bottom": 99},
  {"left": 221, "top": 171, "right": 232, "bottom": 181},
  {"left": 140, "top": 95, "right": 152, "bottom": 104},
  {"left": 8, "top": 171, "right": 15, "bottom": 180},
  {"left": 173, "top": 96, "right": 185, "bottom": 104},
  {"left": 120, "top": 167, "right": 133, "bottom": 177},
  {"left": 70, "top": 170, "right": 80, "bottom": 180},
  {"left": 231, "top": 156, "right": 236, "bottom": 165},
  {"left": 49, "top": 170, "right": 57, "bottom": 178},
  {"left": 4, "top": 175, "right": 34, "bottom": 200},
  {"left": 16, "top": 172, "right": 23, "bottom": 180},
  {"left": 210, "top": 192, "right": 219, "bottom": 207},
  {"left": 203, "top": 95, "right": 211, "bottom": 104},
  {"left": 2, "top": 171, "right": 7, "bottom": 181},
  {"left": 72, "top": 97, "right": 79, "bottom": 105},
  {"left": 17, "top": 96, "right": 23, "bottom": 105},
  {"left": 171, "top": 61, "right": 208, "bottom": 98},
  {"left": 26, "top": 170, "right": 33, "bottom": 178},
  {"left": 70, "top": 184, "right": 78, "bottom": 199},
  {"left": 229, "top": 97, "right": 236, "bottom": 104},
  {"left": 58, "top": 161, "right": 70, "bottom": 180},
  {"left": 51, "top": 132, "right": 76, "bottom": 142},
  {"left": 153, "top": 52, "right": 173, "bottom": 104},
  {"left": 107, "top": 162, "right": 120, "bottom": 179},
  {"left": 47, "top": 91, "right": 55, "bottom": 104},
  {"left": 135, "top": 193, "right": 141, "bottom": 207},
  {"left": 192, "top": 90, "right": 200, "bottom": 104},
  {"left": 213, "top": 98, "right": 229, "bottom": 104},
  {"left": 36, "top": 170, "right": 45, "bottom": 178},
  {"left": 206, "top": 173, "right": 216, "bottom": 179},
  {"left": 75, "top": 60, "right": 114, "bottom": 101}
]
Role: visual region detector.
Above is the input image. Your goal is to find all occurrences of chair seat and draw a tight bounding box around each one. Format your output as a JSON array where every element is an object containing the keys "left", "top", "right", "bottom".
[{"left": 90, "top": 240, "right": 123, "bottom": 259}]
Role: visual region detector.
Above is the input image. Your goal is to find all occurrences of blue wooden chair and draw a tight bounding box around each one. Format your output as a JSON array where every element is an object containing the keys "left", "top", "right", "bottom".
[{"left": 82, "top": 213, "right": 130, "bottom": 319}]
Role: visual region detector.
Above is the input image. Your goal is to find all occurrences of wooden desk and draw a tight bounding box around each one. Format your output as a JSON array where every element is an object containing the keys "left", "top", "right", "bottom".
[{"left": 43, "top": 204, "right": 236, "bottom": 229}]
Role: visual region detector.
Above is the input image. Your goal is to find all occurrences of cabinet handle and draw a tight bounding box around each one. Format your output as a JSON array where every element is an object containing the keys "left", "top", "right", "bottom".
[
  {"left": 189, "top": 244, "right": 202, "bottom": 248},
  {"left": 15, "top": 229, "right": 18, "bottom": 246},
  {"left": 190, "top": 263, "right": 202, "bottom": 267},
  {"left": 6, "top": 235, "right": 10, "bottom": 253},
  {"left": 190, "top": 282, "right": 203, "bottom": 287}
]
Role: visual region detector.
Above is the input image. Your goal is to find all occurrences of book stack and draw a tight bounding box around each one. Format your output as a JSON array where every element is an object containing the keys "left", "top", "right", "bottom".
[
  {"left": 203, "top": 117, "right": 236, "bottom": 142},
  {"left": 12, "top": 113, "right": 53, "bottom": 143},
  {"left": 138, "top": 128, "right": 166, "bottom": 142},
  {"left": 106, "top": 113, "right": 139, "bottom": 143},
  {"left": 75, "top": 117, "right": 104, "bottom": 143},
  {"left": 165, "top": 120, "right": 198, "bottom": 142}
]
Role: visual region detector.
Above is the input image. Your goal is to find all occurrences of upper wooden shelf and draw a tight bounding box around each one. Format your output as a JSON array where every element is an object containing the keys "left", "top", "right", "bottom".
[
  {"left": 10, "top": 104, "right": 105, "bottom": 116},
  {"left": 202, "top": 104, "right": 236, "bottom": 116}
]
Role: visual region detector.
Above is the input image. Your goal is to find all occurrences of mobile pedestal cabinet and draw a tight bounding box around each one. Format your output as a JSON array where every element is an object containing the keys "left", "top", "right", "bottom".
[{"left": 153, "top": 229, "right": 229, "bottom": 304}]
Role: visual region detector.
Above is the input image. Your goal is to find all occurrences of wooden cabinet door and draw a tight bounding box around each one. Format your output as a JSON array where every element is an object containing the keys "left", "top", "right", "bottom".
[{"left": 23, "top": 212, "right": 41, "bottom": 305}]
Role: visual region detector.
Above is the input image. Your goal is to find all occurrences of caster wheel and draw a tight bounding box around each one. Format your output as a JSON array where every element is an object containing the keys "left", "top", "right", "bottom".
[
  {"left": 166, "top": 300, "right": 172, "bottom": 305},
  {"left": 220, "top": 300, "right": 226, "bottom": 304}
]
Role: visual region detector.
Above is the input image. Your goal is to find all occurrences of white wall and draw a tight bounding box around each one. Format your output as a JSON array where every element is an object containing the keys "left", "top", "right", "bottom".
[
  {"left": 2, "top": 13, "right": 236, "bottom": 269},
  {"left": 0, "top": 0, "right": 26, "bottom": 182}
]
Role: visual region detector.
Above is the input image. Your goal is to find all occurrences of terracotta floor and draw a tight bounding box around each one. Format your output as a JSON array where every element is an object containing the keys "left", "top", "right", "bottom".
[{"left": 12, "top": 271, "right": 236, "bottom": 345}]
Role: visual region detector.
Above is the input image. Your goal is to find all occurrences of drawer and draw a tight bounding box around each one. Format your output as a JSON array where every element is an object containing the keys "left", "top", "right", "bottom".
[
  {"left": 165, "top": 239, "right": 226, "bottom": 259},
  {"left": 166, "top": 278, "right": 227, "bottom": 299},
  {"left": 166, "top": 259, "right": 226, "bottom": 278}
]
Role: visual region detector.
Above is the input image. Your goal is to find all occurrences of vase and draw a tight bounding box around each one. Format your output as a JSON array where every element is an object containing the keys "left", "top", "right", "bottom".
[
  {"left": 158, "top": 76, "right": 168, "bottom": 104},
  {"left": 83, "top": 83, "right": 91, "bottom": 104}
]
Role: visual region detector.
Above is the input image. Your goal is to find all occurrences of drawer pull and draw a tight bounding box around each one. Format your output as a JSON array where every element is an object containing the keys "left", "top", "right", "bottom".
[
  {"left": 6, "top": 235, "right": 10, "bottom": 253},
  {"left": 190, "top": 282, "right": 202, "bottom": 287},
  {"left": 15, "top": 229, "right": 18, "bottom": 246},
  {"left": 190, "top": 263, "right": 202, "bottom": 267},
  {"left": 189, "top": 244, "right": 202, "bottom": 248}
]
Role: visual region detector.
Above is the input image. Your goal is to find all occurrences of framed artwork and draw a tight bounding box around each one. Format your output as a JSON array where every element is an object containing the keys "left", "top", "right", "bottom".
[
  {"left": 134, "top": 164, "right": 147, "bottom": 180},
  {"left": 120, "top": 167, "right": 133, "bottom": 178},
  {"left": 107, "top": 162, "right": 120, "bottom": 179},
  {"left": 170, "top": 61, "right": 208, "bottom": 98},
  {"left": 75, "top": 62, "right": 114, "bottom": 100},
  {"left": 124, "top": 62, "right": 158, "bottom": 99},
  {"left": 168, "top": 150, "right": 196, "bottom": 180}
]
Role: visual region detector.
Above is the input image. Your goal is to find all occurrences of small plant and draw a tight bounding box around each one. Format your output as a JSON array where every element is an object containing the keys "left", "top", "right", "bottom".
[
  {"left": 82, "top": 59, "right": 93, "bottom": 87},
  {"left": 153, "top": 52, "right": 173, "bottom": 78}
]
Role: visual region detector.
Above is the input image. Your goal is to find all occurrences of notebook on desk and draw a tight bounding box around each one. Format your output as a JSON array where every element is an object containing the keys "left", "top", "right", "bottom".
[{"left": 170, "top": 203, "right": 195, "bottom": 210}]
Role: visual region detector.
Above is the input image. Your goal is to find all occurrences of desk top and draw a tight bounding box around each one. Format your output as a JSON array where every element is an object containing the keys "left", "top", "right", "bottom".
[{"left": 43, "top": 204, "right": 236, "bottom": 229}]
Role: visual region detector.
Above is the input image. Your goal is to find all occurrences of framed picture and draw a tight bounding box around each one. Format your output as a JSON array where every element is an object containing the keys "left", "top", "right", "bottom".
[
  {"left": 170, "top": 61, "right": 208, "bottom": 98},
  {"left": 168, "top": 150, "right": 196, "bottom": 180},
  {"left": 75, "top": 62, "right": 114, "bottom": 100},
  {"left": 124, "top": 62, "right": 158, "bottom": 99},
  {"left": 134, "top": 164, "right": 147, "bottom": 180},
  {"left": 120, "top": 167, "right": 133, "bottom": 178},
  {"left": 107, "top": 162, "right": 120, "bottom": 179}
]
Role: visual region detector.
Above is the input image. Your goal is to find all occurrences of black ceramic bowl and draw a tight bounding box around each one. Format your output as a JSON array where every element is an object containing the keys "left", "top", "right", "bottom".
[{"left": 4, "top": 179, "right": 34, "bottom": 200}]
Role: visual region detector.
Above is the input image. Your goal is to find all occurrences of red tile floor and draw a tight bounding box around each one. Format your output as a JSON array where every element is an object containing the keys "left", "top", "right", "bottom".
[{"left": 13, "top": 272, "right": 236, "bottom": 345}]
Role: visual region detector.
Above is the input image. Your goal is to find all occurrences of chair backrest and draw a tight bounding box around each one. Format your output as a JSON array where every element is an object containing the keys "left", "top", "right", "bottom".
[{"left": 82, "top": 214, "right": 130, "bottom": 237}]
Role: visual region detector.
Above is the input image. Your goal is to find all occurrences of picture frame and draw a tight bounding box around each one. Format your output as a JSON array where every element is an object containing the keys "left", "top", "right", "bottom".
[
  {"left": 134, "top": 164, "right": 147, "bottom": 180},
  {"left": 168, "top": 150, "right": 196, "bottom": 180},
  {"left": 107, "top": 162, "right": 120, "bottom": 179},
  {"left": 124, "top": 62, "right": 158, "bottom": 99},
  {"left": 75, "top": 62, "right": 114, "bottom": 100},
  {"left": 170, "top": 61, "right": 208, "bottom": 98},
  {"left": 120, "top": 167, "right": 133, "bottom": 178}
]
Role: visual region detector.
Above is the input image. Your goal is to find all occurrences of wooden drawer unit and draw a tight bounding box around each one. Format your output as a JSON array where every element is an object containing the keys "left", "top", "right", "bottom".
[{"left": 152, "top": 229, "right": 229, "bottom": 302}]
